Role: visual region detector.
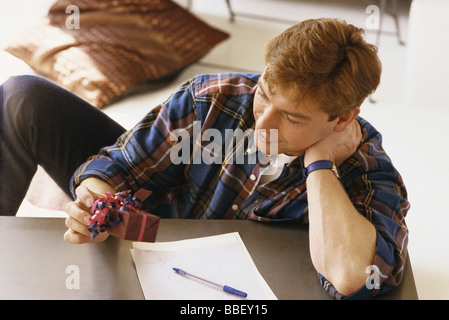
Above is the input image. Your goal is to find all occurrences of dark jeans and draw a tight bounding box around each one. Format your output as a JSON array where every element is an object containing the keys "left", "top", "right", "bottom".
[{"left": 0, "top": 75, "right": 126, "bottom": 215}]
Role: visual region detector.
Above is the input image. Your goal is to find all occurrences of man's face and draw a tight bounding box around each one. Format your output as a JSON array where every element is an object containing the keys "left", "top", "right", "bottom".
[{"left": 253, "top": 75, "right": 337, "bottom": 157}]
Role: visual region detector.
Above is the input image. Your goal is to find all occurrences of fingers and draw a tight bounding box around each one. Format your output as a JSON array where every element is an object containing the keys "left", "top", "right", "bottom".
[
  {"left": 64, "top": 200, "right": 93, "bottom": 244},
  {"left": 346, "top": 120, "right": 362, "bottom": 154},
  {"left": 64, "top": 200, "right": 110, "bottom": 244},
  {"left": 354, "top": 120, "right": 362, "bottom": 146},
  {"left": 65, "top": 199, "right": 92, "bottom": 226},
  {"left": 75, "top": 184, "right": 96, "bottom": 209},
  {"left": 63, "top": 228, "right": 93, "bottom": 244},
  {"left": 64, "top": 185, "right": 100, "bottom": 244},
  {"left": 64, "top": 182, "right": 115, "bottom": 244},
  {"left": 63, "top": 227, "right": 109, "bottom": 244}
]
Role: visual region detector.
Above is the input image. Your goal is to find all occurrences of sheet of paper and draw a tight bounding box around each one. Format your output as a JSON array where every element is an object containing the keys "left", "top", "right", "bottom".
[{"left": 132, "top": 232, "right": 277, "bottom": 300}]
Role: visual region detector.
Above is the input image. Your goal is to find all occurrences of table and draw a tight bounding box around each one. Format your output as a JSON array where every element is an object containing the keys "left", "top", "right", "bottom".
[{"left": 0, "top": 217, "right": 418, "bottom": 299}]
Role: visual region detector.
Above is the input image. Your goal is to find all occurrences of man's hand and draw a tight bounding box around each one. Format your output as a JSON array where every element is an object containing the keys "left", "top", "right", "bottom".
[
  {"left": 64, "top": 178, "right": 116, "bottom": 244},
  {"left": 304, "top": 120, "right": 362, "bottom": 167}
]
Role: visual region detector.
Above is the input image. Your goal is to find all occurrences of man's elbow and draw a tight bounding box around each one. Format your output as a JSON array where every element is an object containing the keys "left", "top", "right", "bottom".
[
  {"left": 332, "top": 275, "right": 366, "bottom": 296},
  {"left": 322, "top": 266, "right": 369, "bottom": 297}
]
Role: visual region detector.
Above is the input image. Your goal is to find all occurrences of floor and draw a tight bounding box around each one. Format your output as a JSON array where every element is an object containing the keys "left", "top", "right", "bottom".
[{"left": 2, "top": 0, "right": 448, "bottom": 300}]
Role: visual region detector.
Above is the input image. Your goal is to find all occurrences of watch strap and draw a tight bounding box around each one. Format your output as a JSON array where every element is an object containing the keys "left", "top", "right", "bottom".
[{"left": 303, "top": 160, "right": 339, "bottom": 179}]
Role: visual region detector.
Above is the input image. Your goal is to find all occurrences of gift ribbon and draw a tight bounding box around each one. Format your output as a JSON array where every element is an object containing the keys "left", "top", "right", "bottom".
[
  {"left": 138, "top": 213, "right": 147, "bottom": 242},
  {"left": 88, "top": 190, "right": 151, "bottom": 239}
]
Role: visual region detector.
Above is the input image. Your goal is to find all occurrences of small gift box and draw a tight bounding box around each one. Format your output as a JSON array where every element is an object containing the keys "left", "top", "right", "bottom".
[
  {"left": 107, "top": 207, "right": 160, "bottom": 242},
  {"left": 88, "top": 189, "right": 159, "bottom": 242}
]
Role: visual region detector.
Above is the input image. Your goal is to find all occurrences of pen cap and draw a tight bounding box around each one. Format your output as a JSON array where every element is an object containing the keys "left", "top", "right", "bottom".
[{"left": 223, "top": 285, "right": 247, "bottom": 298}]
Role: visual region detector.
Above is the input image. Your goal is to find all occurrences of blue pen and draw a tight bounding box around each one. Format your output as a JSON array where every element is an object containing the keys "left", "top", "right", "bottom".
[{"left": 172, "top": 267, "right": 248, "bottom": 298}]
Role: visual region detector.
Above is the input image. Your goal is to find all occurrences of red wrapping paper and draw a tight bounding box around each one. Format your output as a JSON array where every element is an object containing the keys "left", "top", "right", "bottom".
[
  {"left": 107, "top": 209, "right": 160, "bottom": 242},
  {"left": 88, "top": 189, "right": 159, "bottom": 242}
]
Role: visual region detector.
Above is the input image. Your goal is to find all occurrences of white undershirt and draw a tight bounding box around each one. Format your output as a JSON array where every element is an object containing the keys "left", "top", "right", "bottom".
[{"left": 257, "top": 153, "right": 298, "bottom": 187}]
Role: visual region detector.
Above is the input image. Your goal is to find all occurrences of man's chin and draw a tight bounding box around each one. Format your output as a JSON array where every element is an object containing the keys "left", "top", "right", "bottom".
[
  {"left": 255, "top": 141, "right": 278, "bottom": 156},
  {"left": 264, "top": 145, "right": 305, "bottom": 158}
]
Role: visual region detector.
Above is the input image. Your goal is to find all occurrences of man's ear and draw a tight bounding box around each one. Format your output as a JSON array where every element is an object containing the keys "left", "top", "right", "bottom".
[{"left": 334, "top": 107, "right": 360, "bottom": 132}]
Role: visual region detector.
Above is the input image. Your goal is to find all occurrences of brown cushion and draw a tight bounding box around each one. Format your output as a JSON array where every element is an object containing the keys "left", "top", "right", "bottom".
[{"left": 5, "top": 0, "right": 229, "bottom": 108}]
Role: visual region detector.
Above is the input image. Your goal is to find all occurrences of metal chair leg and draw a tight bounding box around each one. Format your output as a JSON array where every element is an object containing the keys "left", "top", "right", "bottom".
[
  {"left": 225, "top": 0, "right": 235, "bottom": 22},
  {"left": 376, "top": 0, "right": 406, "bottom": 47},
  {"left": 389, "top": 0, "right": 406, "bottom": 46}
]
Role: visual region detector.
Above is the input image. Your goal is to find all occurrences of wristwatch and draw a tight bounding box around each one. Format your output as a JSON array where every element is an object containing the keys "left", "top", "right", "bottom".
[{"left": 303, "top": 160, "right": 340, "bottom": 179}]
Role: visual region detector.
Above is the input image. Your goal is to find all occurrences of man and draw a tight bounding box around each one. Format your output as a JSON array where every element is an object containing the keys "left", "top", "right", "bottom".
[{"left": 0, "top": 18, "right": 409, "bottom": 299}]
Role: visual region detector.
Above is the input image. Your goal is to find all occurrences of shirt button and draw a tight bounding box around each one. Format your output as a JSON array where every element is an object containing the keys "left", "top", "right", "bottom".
[
  {"left": 250, "top": 174, "right": 257, "bottom": 181},
  {"left": 232, "top": 204, "right": 239, "bottom": 211}
]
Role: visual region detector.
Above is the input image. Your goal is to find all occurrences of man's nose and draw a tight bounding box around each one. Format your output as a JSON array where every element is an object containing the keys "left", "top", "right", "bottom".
[{"left": 257, "top": 106, "right": 278, "bottom": 130}]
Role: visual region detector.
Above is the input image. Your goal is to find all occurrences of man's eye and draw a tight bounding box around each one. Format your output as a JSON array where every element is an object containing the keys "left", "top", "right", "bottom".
[{"left": 285, "top": 115, "right": 301, "bottom": 126}]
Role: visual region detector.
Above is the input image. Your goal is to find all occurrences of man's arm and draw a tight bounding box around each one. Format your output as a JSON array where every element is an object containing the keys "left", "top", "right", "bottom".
[
  {"left": 306, "top": 168, "right": 376, "bottom": 296},
  {"left": 304, "top": 119, "right": 377, "bottom": 296},
  {"left": 65, "top": 77, "right": 198, "bottom": 243}
]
